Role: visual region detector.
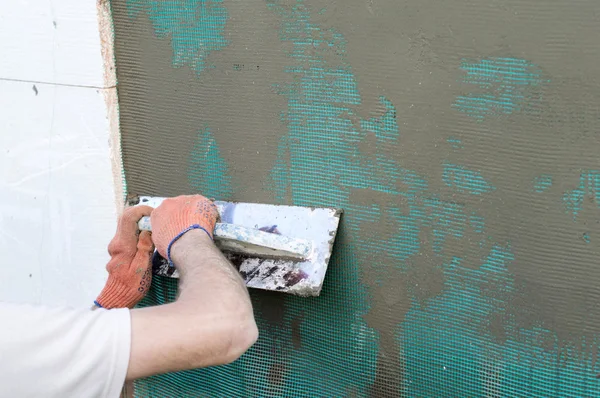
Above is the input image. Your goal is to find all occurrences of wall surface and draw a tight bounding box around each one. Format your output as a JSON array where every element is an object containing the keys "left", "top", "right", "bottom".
[
  {"left": 111, "top": 0, "right": 600, "bottom": 396},
  {"left": 0, "top": 1, "right": 118, "bottom": 306}
]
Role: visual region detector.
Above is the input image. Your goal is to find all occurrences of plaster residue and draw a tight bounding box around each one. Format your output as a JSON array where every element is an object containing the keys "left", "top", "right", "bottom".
[
  {"left": 96, "top": 0, "right": 125, "bottom": 212},
  {"left": 97, "top": 0, "right": 117, "bottom": 87}
]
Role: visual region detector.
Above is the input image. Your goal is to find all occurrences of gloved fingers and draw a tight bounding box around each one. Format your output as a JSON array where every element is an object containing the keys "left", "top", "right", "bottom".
[
  {"left": 133, "top": 268, "right": 153, "bottom": 307},
  {"left": 137, "top": 230, "right": 155, "bottom": 253},
  {"left": 194, "top": 199, "right": 220, "bottom": 223},
  {"left": 108, "top": 205, "right": 154, "bottom": 257},
  {"left": 132, "top": 231, "right": 155, "bottom": 269},
  {"left": 118, "top": 205, "right": 154, "bottom": 237},
  {"left": 151, "top": 195, "right": 215, "bottom": 221},
  {"left": 150, "top": 195, "right": 219, "bottom": 258},
  {"left": 130, "top": 230, "right": 155, "bottom": 300}
]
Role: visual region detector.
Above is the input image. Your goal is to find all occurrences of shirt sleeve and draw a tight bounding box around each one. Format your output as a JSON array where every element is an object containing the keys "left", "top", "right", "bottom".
[{"left": 0, "top": 302, "right": 131, "bottom": 398}]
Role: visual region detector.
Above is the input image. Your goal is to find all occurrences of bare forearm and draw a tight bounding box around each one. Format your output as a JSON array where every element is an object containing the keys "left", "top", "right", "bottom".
[
  {"left": 175, "top": 236, "right": 250, "bottom": 306},
  {"left": 127, "top": 231, "right": 257, "bottom": 380}
]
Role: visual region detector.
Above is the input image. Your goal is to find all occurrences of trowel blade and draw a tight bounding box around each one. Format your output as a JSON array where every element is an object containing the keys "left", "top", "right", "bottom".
[{"left": 131, "top": 196, "right": 342, "bottom": 297}]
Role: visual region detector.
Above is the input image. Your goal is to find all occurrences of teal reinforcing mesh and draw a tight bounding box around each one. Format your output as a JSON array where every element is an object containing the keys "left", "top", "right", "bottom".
[{"left": 111, "top": 0, "right": 600, "bottom": 396}]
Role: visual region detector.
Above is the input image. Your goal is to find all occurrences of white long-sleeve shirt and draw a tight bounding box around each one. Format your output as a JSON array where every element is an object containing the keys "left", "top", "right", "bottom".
[{"left": 0, "top": 302, "right": 131, "bottom": 398}]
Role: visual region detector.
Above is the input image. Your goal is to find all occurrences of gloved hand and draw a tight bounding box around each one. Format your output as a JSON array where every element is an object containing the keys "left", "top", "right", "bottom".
[
  {"left": 150, "top": 195, "right": 219, "bottom": 265},
  {"left": 95, "top": 205, "right": 155, "bottom": 309}
]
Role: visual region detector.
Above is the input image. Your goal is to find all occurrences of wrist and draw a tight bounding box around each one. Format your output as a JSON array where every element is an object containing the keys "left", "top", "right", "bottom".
[{"left": 170, "top": 229, "right": 214, "bottom": 264}]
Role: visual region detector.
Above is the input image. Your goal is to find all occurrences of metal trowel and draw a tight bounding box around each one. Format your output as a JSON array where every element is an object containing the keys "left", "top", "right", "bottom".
[{"left": 129, "top": 196, "right": 342, "bottom": 297}]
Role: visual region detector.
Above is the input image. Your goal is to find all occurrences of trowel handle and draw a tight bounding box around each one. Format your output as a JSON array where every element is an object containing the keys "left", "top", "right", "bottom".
[{"left": 138, "top": 216, "right": 312, "bottom": 261}]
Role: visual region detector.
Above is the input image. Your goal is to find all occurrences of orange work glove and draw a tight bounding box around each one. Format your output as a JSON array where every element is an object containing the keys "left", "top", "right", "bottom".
[
  {"left": 95, "top": 205, "right": 155, "bottom": 309},
  {"left": 150, "top": 195, "right": 219, "bottom": 265}
]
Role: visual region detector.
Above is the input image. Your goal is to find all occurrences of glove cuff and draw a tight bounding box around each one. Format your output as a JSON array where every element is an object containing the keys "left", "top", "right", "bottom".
[
  {"left": 165, "top": 224, "right": 213, "bottom": 266},
  {"left": 95, "top": 276, "right": 146, "bottom": 309}
]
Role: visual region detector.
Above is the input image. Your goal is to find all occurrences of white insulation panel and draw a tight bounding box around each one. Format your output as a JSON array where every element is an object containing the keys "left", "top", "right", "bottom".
[{"left": 0, "top": 1, "right": 117, "bottom": 306}]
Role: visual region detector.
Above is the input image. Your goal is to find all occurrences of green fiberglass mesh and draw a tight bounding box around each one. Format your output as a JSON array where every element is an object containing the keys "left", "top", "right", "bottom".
[{"left": 111, "top": 0, "right": 600, "bottom": 396}]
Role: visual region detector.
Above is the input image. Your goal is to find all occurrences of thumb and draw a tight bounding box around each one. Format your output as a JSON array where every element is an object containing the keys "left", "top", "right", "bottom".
[
  {"left": 137, "top": 230, "right": 154, "bottom": 254},
  {"left": 132, "top": 231, "right": 155, "bottom": 272},
  {"left": 130, "top": 231, "right": 155, "bottom": 304}
]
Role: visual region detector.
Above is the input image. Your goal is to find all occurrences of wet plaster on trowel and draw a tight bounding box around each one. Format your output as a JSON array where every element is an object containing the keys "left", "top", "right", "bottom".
[{"left": 112, "top": 0, "right": 291, "bottom": 202}]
